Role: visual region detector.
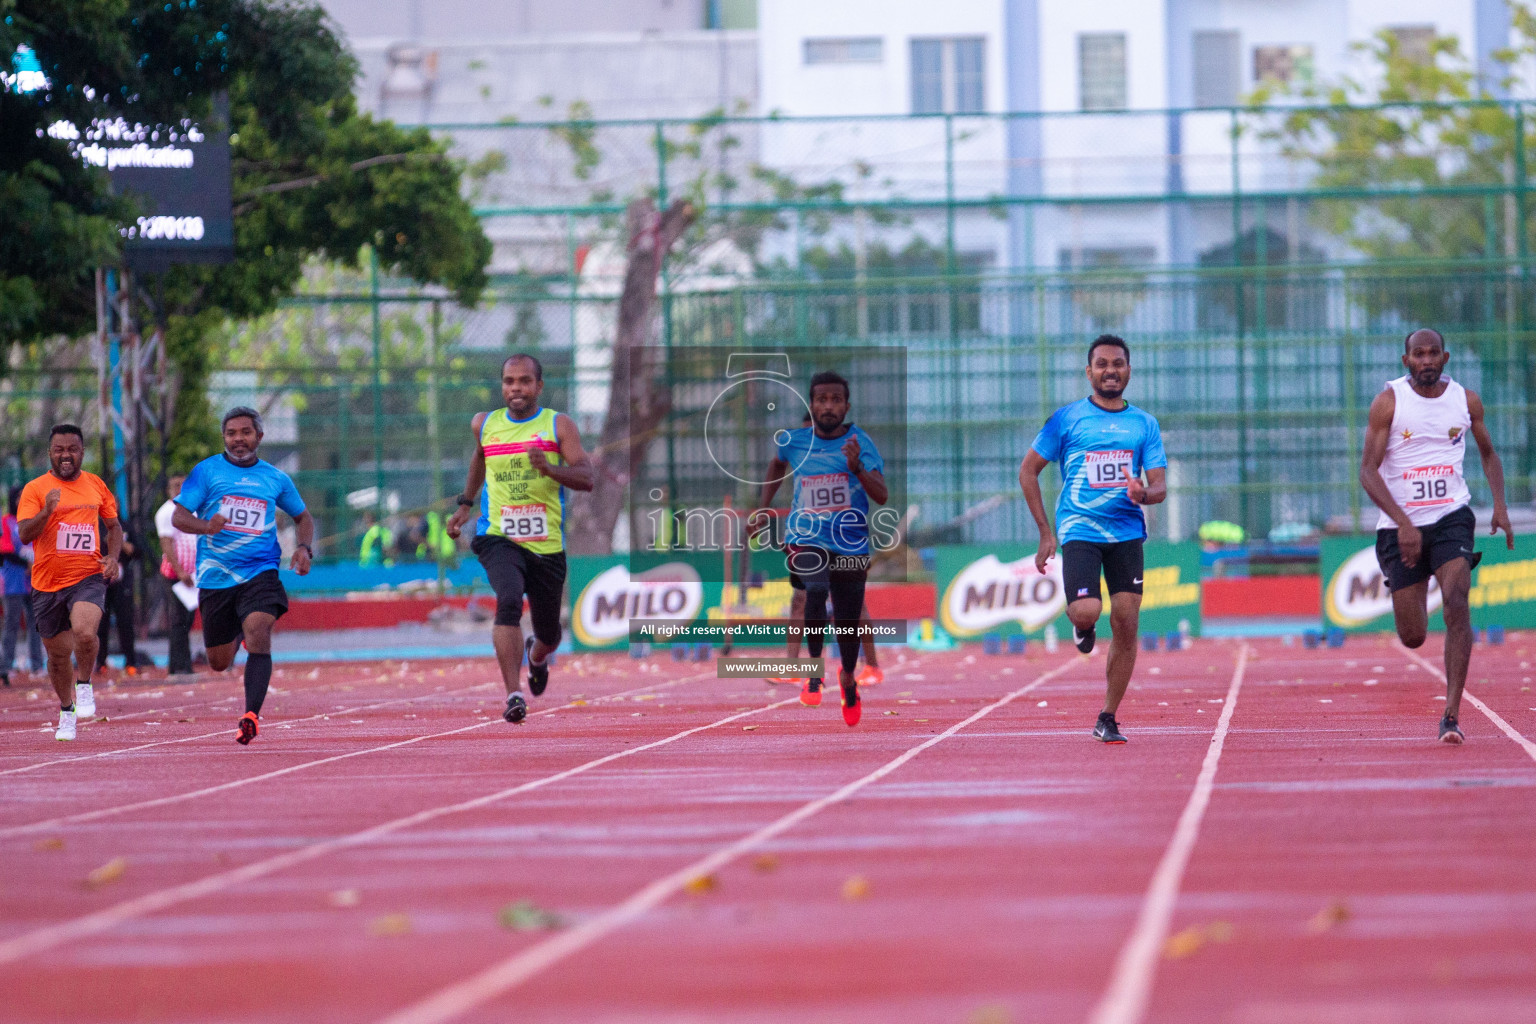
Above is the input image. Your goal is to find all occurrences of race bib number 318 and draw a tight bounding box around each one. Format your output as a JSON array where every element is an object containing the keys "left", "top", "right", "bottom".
[
  {"left": 501, "top": 504, "right": 549, "bottom": 542},
  {"left": 1085, "top": 450, "right": 1134, "bottom": 489},
  {"left": 56, "top": 522, "right": 96, "bottom": 553},
  {"left": 219, "top": 496, "right": 267, "bottom": 535}
]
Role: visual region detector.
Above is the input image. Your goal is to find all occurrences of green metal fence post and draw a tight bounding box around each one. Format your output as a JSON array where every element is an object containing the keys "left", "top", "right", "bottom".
[{"left": 369, "top": 246, "right": 385, "bottom": 509}]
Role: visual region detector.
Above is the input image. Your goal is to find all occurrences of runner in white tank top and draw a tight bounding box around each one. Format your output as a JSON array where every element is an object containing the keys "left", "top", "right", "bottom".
[{"left": 1360, "top": 329, "right": 1514, "bottom": 744}]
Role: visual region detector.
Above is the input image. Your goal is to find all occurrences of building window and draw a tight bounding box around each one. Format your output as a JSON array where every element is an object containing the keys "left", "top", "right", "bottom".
[
  {"left": 911, "top": 37, "right": 986, "bottom": 115},
  {"left": 1079, "top": 33, "right": 1128, "bottom": 111},
  {"left": 1253, "top": 44, "right": 1314, "bottom": 86},
  {"left": 804, "top": 37, "right": 883, "bottom": 65},
  {"left": 1387, "top": 25, "right": 1435, "bottom": 63},
  {"left": 1193, "top": 30, "right": 1240, "bottom": 107}
]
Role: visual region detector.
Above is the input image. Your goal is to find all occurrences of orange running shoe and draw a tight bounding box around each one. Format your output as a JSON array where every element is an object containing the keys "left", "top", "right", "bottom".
[
  {"left": 236, "top": 711, "right": 259, "bottom": 745},
  {"left": 799, "top": 678, "right": 823, "bottom": 707},
  {"left": 855, "top": 664, "right": 884, "bottom": 686},
  {"left": 840, "top": 672, "right": 861, "bottom": 727}
]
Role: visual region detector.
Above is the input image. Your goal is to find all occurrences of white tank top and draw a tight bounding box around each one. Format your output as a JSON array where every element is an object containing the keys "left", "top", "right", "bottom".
[{"left": 1376, "top": 375, "right": 1472, "bottom": 529}]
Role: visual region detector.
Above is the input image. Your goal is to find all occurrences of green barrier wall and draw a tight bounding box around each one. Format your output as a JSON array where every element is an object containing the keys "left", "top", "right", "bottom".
[
  {"left": 1322, "top": 532, "right": 1536, "bottom": 632},
  {"left": 936, "top": 542, "right": 1201, "bottom": 640}
]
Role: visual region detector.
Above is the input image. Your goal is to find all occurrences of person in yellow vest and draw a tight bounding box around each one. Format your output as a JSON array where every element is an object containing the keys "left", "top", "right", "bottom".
[
  {"left": 358, "top": 513, "right": 395, "bottom": 568},
  {"left": 420, "top": 509, "right": 456, "bottom": 564},
  {"left": 447, "top": 353, "right": 593, "bottom": 724}
]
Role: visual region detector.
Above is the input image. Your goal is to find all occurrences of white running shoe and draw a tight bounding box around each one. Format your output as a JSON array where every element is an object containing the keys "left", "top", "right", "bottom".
[
  {"left": 56, "top": 709, "right": 77, "bottom": 741},
  {"left": 75, "top": 683, "right": 96, "bottom": 718}
]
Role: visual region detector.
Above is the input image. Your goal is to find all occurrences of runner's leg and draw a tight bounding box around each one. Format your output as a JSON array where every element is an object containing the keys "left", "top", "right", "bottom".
[
  {"left": 1434, "top": 558, "right": 1474, "bottom": 719},
  {"left": 1104, "top": 591, "right": 1142, "bottom": 715}
]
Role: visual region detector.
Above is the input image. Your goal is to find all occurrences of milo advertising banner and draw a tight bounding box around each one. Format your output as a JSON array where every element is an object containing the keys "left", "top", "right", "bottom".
[
  {"left": 568, "top": 554, "right": 713, "bottom": 650},
  {"left": 936, "top": 542, "right": 1201, "bottom": 640},
  {"left": 1323, "top": 533, "right": 1536, "bottom": 632}
]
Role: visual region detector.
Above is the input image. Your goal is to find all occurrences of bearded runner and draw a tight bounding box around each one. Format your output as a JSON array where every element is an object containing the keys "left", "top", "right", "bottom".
[
  {"left": 447, "top": 354, "right": 593, "bottom": 724},
  {"left": 1020, "top": 333, "right": 1167, "bottom": 744}
]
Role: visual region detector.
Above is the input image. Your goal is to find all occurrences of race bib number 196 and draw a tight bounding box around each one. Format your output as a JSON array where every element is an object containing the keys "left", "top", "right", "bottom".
[
  {"left": 56, "top": 522, "right": 96, "bottom": 553},
  {"left": 501, "top": 504, "right": 549, "bottom": 542},
  {"left": 797, "top": 473, "right": 851, "bottom": 512},
  {"left": 219, "top": 496, "right": 267, "bottom": 535},
  {"left": 1085, "top": 449, "right": 1134, "bottom": 489}
]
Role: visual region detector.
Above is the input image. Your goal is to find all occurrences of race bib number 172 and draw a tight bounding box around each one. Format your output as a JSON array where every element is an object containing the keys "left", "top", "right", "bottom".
[
  {"left": 1085, "top": 450, "right": 1134, "bottom": 489},
  {"left": 56, "top": 522, "right": 96, "bottom": 553}
]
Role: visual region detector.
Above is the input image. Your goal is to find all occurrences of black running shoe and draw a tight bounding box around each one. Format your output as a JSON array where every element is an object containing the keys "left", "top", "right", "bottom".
[
  {"left": 503, "top": 693, "right": 528, "bottom": 724},
  {"left": 1073, "top": 624, "right": 1096, "bottom": 654},
  {"left": 1093, "top": 711, "right": 1127, "bottom": 744},
  {"left": 525, "top": 638, "right": 549, "bottom": 697},
  {"left": 1438, "top": 714, "right": 1464, "bottom": 745}
]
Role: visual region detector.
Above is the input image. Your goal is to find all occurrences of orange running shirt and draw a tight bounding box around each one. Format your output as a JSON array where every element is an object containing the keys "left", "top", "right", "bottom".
[{"left": 18, "top": 471, "right": 119, "bottom": 593}]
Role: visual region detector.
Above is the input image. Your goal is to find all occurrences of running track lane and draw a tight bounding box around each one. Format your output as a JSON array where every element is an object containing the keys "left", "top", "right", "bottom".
[
  {"left": 1139, "top": 639, "right": 1536, "bottom": 1022},
  {"left": 0, "top": 686, "right": 802, "bottom": 978},
  {"left": 0, "top": 670, "right": 717, "bottom": 838}
]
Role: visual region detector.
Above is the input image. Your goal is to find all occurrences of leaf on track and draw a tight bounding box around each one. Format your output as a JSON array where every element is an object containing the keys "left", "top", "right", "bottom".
[
  {"left": 84, "top": 857, "right": 128, "bottom": 888},
  {"left": 684, "top": 874, "right": 717, "bottom": 895},
  {"left": 841, "top": 875, "right": 871, "bottom": 901},
  {"left": 367, "top": 913, "right": 412, "bottom": 937},
  {"left": 498, "top": 899, "right": 564, "bottom": 931},
  {"left": 1163, "top": 926, "right": 1205, "bottom": 959},
  {"left": 752, "top": 854, "right": 779, "bottom": 873},
  {"left": 1307, "top": 900, "right": 1351, "bottom": 934},
  {"left": 33, "top": 837, "right": 64, "bottom": 852}
]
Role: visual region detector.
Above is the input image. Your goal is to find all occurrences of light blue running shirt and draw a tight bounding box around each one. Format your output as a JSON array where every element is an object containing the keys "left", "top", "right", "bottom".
[
  {"left": 777, "top": 424, "right": 884, "bottom": 555},
  {"left": 1031, "top": 398, "right": 1167, "bottom": 544},
  {"left": 176, "top": 454, "right": 306, "bottom": 589}
]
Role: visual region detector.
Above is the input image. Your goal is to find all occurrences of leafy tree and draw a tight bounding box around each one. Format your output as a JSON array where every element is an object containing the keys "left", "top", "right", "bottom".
[{"left": 1, "top": 0, "right": 490, "bottom": 473}]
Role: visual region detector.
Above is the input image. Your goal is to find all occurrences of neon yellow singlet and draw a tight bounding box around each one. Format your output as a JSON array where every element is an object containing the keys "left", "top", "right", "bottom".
[{"left": 476, "top": 407, "right": 565, "bottom": 555}]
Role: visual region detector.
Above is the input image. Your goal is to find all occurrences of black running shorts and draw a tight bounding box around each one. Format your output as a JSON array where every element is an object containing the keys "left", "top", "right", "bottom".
[
  {"left": 32, "top": 575, "right": 108, "bottom": 640},
  {"left": 1061, "top": 539, "right": 1145, "bottom": 602},
  {"left": 1376, "top": 505, "right": 1480, "bottom": 592},
  {"left": 199, "top": 569, "right": 289, "bottom": 648},
  {"left": 471, "top": 535, "right": 566, "bottom": 643}
]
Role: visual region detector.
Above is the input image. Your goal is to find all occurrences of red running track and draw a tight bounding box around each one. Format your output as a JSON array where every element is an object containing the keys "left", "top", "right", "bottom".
[{"left": 1, "top": 637, "right": 1533, "bottom": 1023}]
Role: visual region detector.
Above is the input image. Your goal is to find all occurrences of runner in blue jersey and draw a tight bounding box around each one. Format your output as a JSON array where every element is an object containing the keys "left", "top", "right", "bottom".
[
  {"left": 1020, "top": 335, "right": 1167, "bottom": 744},
  {"left": 174, "top": 407, "right": 315, "bottom": 745},
  {"left": 757, "top": 370, "right": 888, "bottom": 726}
]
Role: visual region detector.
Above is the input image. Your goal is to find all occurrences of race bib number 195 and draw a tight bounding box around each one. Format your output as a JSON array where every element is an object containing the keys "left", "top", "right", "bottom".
[
  {"left": 219, "top": 496, "right": 267, "bottom": 535},
  {"left": 1085, "top": 449, "right": 1134, "bottom": 489},
  {"left": 501, "top": 504, "right": 549, "bottom": 542},
  {"left": 56, "top": 522, "right": 96, "bottom": 553}
]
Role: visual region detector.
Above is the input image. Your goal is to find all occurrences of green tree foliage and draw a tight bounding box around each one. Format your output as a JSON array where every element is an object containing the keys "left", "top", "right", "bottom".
[
  {"left": 1252, "top": 7, "right": 1536, "bottom": 324},
  {"left": 1, "top": 0, "right": 491, "bottom": 471}
]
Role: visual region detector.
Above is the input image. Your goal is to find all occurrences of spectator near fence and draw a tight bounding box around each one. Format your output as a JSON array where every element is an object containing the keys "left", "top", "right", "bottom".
[
  {"left": 1, "top": 487, "right": 45, "bottom": 686},
  {"left": 156, "top": 474, "right": 200, "bottom": 677}
]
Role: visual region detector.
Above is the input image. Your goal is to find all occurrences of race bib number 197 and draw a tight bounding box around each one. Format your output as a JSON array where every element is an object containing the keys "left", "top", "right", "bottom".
[
  {"left": 56, "top": 522, "right": 96, "bottom": 553},
  {"left": 501, "top": 504, "right": 549, "bottom": 542},
  {"left": 1085, "top": 450, "right": 1134, "bottom": 489},
  {"left": 219, "top": 496, "right": 267, "bottom": 535}
]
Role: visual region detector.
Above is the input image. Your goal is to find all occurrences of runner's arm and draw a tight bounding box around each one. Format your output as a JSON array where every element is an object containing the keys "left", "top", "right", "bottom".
[
  {"left": 171, "top": 504, "right": 227, "bottom": 535},
  {"left": 1019, "top": 449, "right": 1057, "bottom": 571},
  {"left": 100, "top": 517, "right": 124, "bottom": 583},
  {"left": 1467, "top": 389, "right": 1514, "bottom": 549},
  {"left": 446, "top": 413, "right": 489, "bottom": 539},
  {"left": 1125, "top": 466, "right": 1167, "bottom": 506},
  {"left": 534, "top": 414, "right": 593, "bottom": 491},
  {"left": 290, "top": 509, "right": 316, "bottom": 574},
  {"left": 16, "top": 507, "right": 50, "bottom": 545},
  {"left": 1359, "top": 390, "right": 1412, "bottom": 530},
  {"left": 855, "top": 467, "right": 888, "bottom": 506}
]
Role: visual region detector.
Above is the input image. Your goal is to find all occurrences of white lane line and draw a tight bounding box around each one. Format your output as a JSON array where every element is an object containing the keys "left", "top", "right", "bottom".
[
  {"left": 0, "top": 693, "right": 799, "bottom": 966},
  {"left": 374, "top": 655, "right": 1084, "bottom": 1024},
  {"left": 0, "top": 673, "right": 710, "bottom": 839},
  {"left": 1401, "top": 646, "right": 1536, "bottom": 764},
  {"left": 1087, "top": 643, "right": 1250, "bottom": 1024},
  {"left": 0, "top": 683, "right": 497, "bottom": 779}
]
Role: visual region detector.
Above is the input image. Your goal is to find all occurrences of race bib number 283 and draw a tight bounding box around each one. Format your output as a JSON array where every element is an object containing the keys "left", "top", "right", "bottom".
[
  {"left": 1085, "top": 449, "right": 1134, "bottom": 489},
  {"left": 501, "top": 504, "right": 549, "bottom": 542}
]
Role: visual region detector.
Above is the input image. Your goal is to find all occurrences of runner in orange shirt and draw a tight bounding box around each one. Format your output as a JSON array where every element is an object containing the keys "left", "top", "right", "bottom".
[{"left": 17, "top": 425, "right": 123, "bottom": 741}]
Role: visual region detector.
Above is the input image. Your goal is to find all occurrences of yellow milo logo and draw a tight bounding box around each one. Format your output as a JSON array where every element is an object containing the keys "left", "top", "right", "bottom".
[{"left": 1326, "top": 544, "right": 1442, "bottom": 627}]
